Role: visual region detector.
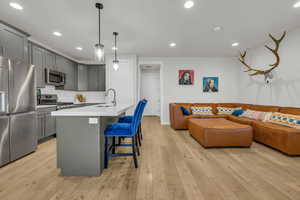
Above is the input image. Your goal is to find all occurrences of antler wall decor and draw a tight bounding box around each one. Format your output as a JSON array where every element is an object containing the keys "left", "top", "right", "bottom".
[{"left": 239, "top": 31, "right": 286, "bottom": 83}]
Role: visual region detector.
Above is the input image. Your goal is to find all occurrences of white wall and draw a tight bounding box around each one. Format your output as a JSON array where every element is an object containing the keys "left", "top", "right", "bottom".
[
  {"left": 105, "top": 54, "right": 138, "bottom": 114},
  {"left": 238, "top": 27, "right": 300, "bottom": 108},
  {"left": 139, "top": 57, "right": 241, "bottom": 124}
]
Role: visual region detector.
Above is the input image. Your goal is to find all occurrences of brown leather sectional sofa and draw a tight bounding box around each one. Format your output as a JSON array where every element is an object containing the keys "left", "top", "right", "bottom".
[{"left": 169, "top": 103, "right": 300, "bottom": 155}]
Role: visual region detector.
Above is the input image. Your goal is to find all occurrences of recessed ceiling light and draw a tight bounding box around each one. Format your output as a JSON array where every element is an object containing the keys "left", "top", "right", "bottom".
[
  {"left": 213, "top": 26, "right": 223, "bottom": 32},
  {"left": 169, "top": 43, "right": 176, "bottom": 47},
  {"left": 9, "top": 2, "right": 23, "bottom": 10},
  {"left": 53, "top": 31, "right": 62, "bottom": 37},
  {"left": 232, "top": 42, "right": 239, "bottom": 47},
  {"left": 76, "top": 47, "right": 83, "bottom": 51},
  {"left": 112, "top": 46, "right": 118, "bottom": 50},
  {"left": 294, "top": 1, "right": 300, "bottom": 8},
  {"left": 184, "top": 1, "right": 194, "bottom": 9}
]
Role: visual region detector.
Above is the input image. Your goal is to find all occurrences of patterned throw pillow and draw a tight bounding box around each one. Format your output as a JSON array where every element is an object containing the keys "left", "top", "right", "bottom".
[
  {"left": 191, "top": 107, "right": 213, "bottom": 115},
  {"left": 241, "top": 109, "right": 272, "bottom": 121},
  {"left": 267, "top": 112, "right": 300, "bottom": 129},
  {"left": 217, "top": 107, "right": 242, "bottom": 115}
]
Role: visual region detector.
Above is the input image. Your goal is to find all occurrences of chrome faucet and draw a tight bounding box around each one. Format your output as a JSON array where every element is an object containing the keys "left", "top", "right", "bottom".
[{"left": 105, "top": 88, "right": 117, "bottom": 106}]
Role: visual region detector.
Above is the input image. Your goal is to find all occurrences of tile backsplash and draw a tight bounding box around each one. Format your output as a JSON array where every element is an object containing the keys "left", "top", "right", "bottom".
[{"left": 40, "top": 85, "right": 106, "bottom": 103}]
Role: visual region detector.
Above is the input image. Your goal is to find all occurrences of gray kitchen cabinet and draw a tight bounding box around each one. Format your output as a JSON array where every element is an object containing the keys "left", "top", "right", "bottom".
[
  {"left": 44, "top": 50, "right": 56, "bottom": 70},
  {"left": 37, "top": 113, "right": 45, "bottom": 140},
  {"left": 37, "top": 107, "right": 56, "bottom": 140},
  {"left": 98, "top": 65, "right": 105, "bottom": 91},
  {"left": 0, "top": 23, "right": 28, "bottom": 63},
  {"left": 56, "top": 56, "right": 76, "bottom": 90},
  {"left": 88, "top": 66, "right": 99, "bottom": 91},
  {"left": 32, "top": 45, "right": 45, "bottom": 88},
  {"left": 45, "top": 113, "right": 56, "bottom": 137},
  {"left": 87, "top": 65, "right": 105, "bottom": 91},
  {"left": 77, "top": 64, "right": 88, "bottom": 90}
]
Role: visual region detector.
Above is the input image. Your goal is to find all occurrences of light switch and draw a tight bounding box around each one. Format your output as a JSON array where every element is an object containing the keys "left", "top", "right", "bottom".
[{"left": 89, "top": 118, "right": 98, "bottom": 124}]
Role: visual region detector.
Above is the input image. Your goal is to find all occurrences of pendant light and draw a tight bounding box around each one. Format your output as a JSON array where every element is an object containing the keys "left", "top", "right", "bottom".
[
  {"left": 94, "top": 3, "right": 104, "bottom": 62},
  {"left": 112, "top": 32, "right": 119, "bottom": 71}
]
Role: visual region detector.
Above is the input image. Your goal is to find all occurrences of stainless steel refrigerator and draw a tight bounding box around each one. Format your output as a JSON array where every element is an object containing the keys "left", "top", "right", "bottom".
[{"left": 0, "top": 56, "right": 37, "bottom": 167}]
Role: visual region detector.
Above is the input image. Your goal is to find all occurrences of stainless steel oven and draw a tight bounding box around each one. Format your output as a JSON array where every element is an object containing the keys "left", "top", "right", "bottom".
[{"left": 45, "top": 68, "right": 65, "bottom": 86}]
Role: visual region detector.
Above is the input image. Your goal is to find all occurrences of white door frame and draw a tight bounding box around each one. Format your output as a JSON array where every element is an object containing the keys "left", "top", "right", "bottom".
[{"left": 138, "top": 61, "right": 164, "bottom": 124}]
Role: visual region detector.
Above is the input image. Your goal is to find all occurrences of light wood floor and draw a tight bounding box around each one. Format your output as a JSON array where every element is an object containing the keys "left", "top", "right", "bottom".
[{"left": 1, "top": 117, "right": 300, "bottom": 200}]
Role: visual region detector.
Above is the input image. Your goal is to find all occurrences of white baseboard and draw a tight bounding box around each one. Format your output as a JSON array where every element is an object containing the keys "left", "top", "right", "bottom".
[{"left": 161, "top": 121, "right": 170, "bottom": 125}]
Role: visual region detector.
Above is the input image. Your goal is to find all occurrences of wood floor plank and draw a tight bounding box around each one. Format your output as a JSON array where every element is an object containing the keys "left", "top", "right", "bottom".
[{"left": 1, "top": 116, "right": 300, "bottom": 200}]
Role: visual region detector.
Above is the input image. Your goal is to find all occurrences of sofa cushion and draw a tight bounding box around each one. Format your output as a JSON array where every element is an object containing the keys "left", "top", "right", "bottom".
[
  {"left": 279, "top": 107, "right": 300, "bottom": 115},
  {"left": 228, "top": 115, "right": 254, "bottom": 125},
  {"left": 252, "top": 121, "right": 300, "bottom": 155},
  {"left": 267, "top": 112, "right": 300, "bottom": 129},
  {"left": 184, "top": 114, "right": 228, "bottom": 119},
  {"left": 253, "top": 121, "right": 300, "bottom": 134},
  {"left": 249, "top": 105, "right": 279, "bottom": 112},
  {"left": 199, "top": 114, "right": 228, "bottom": 119}
]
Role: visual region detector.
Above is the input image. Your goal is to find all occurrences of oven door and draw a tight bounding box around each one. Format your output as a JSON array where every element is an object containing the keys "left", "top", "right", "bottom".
[{"left": 45, "top": 68, "right": 65, "bottom": 86}]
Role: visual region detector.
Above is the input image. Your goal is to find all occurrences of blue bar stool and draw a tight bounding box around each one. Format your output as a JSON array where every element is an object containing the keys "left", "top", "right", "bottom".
[
  {"left": 118, "top": 99, "right": 147, "bottom": 146},
  {"left": 104, "top": 100, "right": 147, "bottom": 168}
]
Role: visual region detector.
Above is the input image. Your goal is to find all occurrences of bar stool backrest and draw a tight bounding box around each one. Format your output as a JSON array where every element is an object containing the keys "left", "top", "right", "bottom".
[{"left": 131, "top": 100, "right": 147, "bottom": 135}]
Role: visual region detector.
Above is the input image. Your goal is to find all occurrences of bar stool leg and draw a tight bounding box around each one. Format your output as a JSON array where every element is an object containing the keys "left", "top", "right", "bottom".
[
  {"left": 104, "top": 136, "right": 109, "bottom": 169},
  {"left": 132, "top": 136, "right": 138, "bottom": 168},
  {"left": 135, "top": 135, "right": 140, "bottom": 156},
  {"left": 139, "top": 124, "right": 143, "bottom": 140},
  {"left": 112, "top": 136, "right": 116, "bottom": 154},
  {"left": 137, "top": 131, "right": 142, "bottom": 146}
]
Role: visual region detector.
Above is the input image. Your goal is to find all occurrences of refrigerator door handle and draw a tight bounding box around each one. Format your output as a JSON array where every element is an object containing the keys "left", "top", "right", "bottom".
[{"left": 0, "top": 91, "right": 5, "bottom": 112}]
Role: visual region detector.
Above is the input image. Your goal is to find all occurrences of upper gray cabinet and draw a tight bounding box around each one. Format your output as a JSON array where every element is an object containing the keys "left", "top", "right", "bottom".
[
  {"left": 32, "top": 45, "right": 45, "bottom": 88},
  {"left": 44, "top": 50, "right": 56, "bottom": 70},
  {"left": 98, "top": 66, "right": 105, "bottom": 91},
  {"left": 56, "top": 55, "right": 77, "bottom": 90},
  {"left": 87, "top": 65, "right": 105, "bottom": 91},
  {"left": 77, "top": 64, "right": 88, "bottom": 91},
  {"left": 0, "top": 23, "right": 28, "bottom": 63}
]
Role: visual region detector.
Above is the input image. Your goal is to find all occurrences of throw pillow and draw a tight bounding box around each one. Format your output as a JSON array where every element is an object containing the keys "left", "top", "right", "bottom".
[
  {"left": 232, "top": 109, "right": 244, "bottom": 116},
  {"left": 240, "top": 109, "right": 256, "bottom": 119},
  {"left": 217, "top": 107, "right": 242, "bottom": 115},
  {"left": 241, "top": 109, "right": 272, "bottom": 121},
  {"left": 267, "top": 112, "right": 300, "bottom": 129},
  {"left": 191, "top": 106, "right": 213, "bottom": 115},
  {"left": 180, "top": 106, "right": 190, "bottom": 116}
]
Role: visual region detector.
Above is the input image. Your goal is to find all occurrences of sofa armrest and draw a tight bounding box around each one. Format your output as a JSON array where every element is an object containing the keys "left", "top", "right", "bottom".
[{"left": 169, "top": 104, "right": 188, "bottom": 130}]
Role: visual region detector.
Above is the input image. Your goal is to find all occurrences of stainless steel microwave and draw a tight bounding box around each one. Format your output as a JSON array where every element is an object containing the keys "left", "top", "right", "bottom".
[{"left": 45, "top": 68, "right": 66, "bottom": 86}]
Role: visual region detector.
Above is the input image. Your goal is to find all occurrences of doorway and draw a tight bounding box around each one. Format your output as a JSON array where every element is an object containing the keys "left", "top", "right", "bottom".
[{"left": 140, "top": 64, "right": 161, "bottom": 116}]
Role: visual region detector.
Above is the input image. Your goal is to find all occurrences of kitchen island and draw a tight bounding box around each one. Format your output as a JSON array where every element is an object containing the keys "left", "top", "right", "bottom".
[{"left": 51, "top": 104, "right": 133, "bottom": 176}]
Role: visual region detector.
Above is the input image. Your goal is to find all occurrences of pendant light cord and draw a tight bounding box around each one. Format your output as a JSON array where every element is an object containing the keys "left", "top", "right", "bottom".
[
  {"left": 114, "top": 34, "right": 117, "bottom": 60},
  {"left": 95, "top": 3, "right": 103, "bottom": 45},
  {"left": 98, "top": 8, "right": 101, "bottom": 44}
]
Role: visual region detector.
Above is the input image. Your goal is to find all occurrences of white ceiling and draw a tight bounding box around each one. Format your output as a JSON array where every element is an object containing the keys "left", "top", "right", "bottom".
[{"left": 0, "top": 0, "right": 300, "bottom": 62}]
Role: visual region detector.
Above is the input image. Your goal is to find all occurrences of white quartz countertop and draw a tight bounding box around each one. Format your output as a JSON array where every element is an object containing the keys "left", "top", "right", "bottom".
[{"left": 51, "top": 104, "right": 133, "bottom": 117}]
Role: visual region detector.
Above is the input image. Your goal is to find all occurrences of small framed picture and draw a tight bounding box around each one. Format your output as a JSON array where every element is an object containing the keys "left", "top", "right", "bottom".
[
  {"left": 203, "top": 77, "right": 219, "bottom": 93},
  {"left": 179, "top": 70, "right": 194, "bottom": 85}
]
